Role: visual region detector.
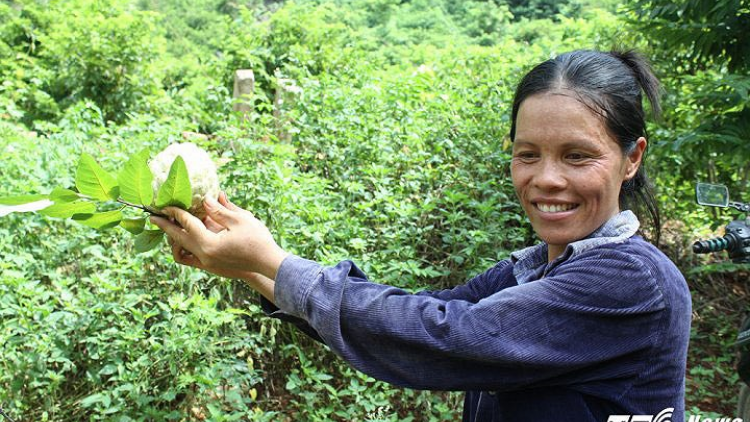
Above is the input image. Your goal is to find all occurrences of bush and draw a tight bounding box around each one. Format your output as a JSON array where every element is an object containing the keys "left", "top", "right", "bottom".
[
  {"left": 39, "top": 0, "right": 164, "bottom": 122},
  {"left": 1, "top": 0, "right": 735, "bottom": 419}
]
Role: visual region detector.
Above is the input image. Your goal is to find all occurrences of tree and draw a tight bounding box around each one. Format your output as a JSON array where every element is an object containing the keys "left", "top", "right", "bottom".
[
  {"left": 627, "top": 0, "right": 750, "bottom": 192},
  {"left": 506, "top": 0, "right": 581, "bottom": 20}
]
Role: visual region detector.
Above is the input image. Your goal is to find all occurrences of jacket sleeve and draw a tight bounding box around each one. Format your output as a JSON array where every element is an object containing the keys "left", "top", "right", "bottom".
[
  {"left": 413, "top": 260, "right": 517, "bottom": 303},
  {"left": 273, "top": 249, "right": 667, "bottom": 392},
  {"left": 260, "top": 296, "right": 325, "bottom": 343},
  {"left": 261, "top": 259, "right": 517, "bottom": 343}
]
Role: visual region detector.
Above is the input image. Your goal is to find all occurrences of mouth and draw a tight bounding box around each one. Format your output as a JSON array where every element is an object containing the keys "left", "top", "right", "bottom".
[{"left": 533, "top": 202, "right": 579, "bottom": 213}]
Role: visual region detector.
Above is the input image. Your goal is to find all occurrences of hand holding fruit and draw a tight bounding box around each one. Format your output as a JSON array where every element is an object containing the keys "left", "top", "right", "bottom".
[
  {"left": 150, "top": 192, "right": 290, "bottom": 282},
  {"left": 0, "top": 142, "right": 225, "bottom": 253},
  {"left": 0, "top": 139, "right": 288, "bottom": 299}
]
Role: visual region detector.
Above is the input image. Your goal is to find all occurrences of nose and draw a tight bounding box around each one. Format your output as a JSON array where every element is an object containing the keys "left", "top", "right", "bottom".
[{"left": 533, "top": 158, "right": 567, "bottom": 191}]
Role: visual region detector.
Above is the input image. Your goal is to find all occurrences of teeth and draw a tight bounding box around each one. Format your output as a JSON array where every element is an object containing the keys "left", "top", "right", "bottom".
[{"left": 537, "top": 203, "right": 576, "bottom": 213}]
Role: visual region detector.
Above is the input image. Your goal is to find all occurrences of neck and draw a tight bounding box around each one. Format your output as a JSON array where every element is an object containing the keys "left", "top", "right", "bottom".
[{"left": 547, "top": 244, "right": 566, "bottom": 263}]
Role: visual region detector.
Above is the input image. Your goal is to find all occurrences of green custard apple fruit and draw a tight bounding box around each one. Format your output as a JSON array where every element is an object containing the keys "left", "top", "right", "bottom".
[{"left": 149, "top": 142, "right": 220, "bottom": 218}]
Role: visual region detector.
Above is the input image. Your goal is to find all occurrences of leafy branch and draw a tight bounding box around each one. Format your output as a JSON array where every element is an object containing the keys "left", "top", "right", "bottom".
[{"left": 0, "top": 148, "right": 193, "bottom": 253}]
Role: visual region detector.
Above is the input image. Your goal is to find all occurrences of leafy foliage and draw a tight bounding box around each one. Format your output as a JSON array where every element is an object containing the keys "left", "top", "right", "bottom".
[
  {"left": 0, "top": 0, "right": 164, "bottom": 124},
  {"left": 506, "top": 0, "right": 580, "bottom": 20},
  {"left": 0, "top": 146, "right": 205, "bottom": 253},
  {"left": 628, "top": 0, "right": 749, "bottom": 72},
  {"left": 119, "top": 149, "right": 156, "bottom": 205},
  {"left": 626, "top": 0, "right": 750, "bottom": 216},
  {"left": 0, "top": 0, "right": 743, "bottom": 419},
  {"left": 76, "top": 154, "right": 121, "bottom": 201}
]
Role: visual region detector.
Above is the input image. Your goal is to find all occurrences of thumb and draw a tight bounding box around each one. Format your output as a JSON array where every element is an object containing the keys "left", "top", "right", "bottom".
[{"left": 204, "top": 196, "right": 239, "bottom": 227}]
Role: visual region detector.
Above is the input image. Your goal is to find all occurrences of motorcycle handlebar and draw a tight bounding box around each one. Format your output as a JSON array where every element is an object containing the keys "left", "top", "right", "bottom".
[{"left": 693, "top": 234, "right": 742, "bottom": 254}]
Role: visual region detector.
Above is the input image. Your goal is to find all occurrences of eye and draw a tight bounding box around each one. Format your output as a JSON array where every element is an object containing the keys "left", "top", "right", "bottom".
[
  {"left": 513, "top": 151, "right": 539, "bottom": 162},
  {"left": 566, "top": 152, "right": 589, "bottom": 162}
]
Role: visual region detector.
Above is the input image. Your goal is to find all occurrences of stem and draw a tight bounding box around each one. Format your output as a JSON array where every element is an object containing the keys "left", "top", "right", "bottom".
[
  {"left": 0, "top": 406, "right": 17, "bottom": 422},
  {"left": 116, "top": 199, "right": 168, "bottom": 218}
]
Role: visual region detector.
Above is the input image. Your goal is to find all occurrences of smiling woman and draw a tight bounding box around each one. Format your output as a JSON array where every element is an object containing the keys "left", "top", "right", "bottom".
[
  {"left": 509, "top": 50, "right": 663, "bottom": 249},
  {"left": 151, "top": 49, "right": 692, "bottom": 422},
  {"left": 511, "top": 93, "right": 646, "bottom": 261}
]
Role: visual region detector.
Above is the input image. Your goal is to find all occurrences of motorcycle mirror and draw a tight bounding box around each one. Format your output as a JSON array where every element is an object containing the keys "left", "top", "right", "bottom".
[{"left": 696, "top": 182, "right": 730, "bottom": 207}]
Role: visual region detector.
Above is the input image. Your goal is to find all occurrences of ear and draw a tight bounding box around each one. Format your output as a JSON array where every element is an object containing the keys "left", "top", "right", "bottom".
[{"left": 624, "top": 137, "right": 647, "bottom": 180}]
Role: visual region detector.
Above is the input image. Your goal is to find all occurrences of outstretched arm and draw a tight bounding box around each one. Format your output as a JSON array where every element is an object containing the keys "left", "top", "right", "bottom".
[
  {"left": 271, "top": 249, "right": 666, "bottom": 392},
  {"left": 149, "top": 192, "right": 288, "bottom": 303}
]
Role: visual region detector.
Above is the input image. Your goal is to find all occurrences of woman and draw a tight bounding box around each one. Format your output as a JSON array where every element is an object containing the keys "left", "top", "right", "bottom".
[{"left": 152, "top": 50, "right": 691, "bottom": 421}]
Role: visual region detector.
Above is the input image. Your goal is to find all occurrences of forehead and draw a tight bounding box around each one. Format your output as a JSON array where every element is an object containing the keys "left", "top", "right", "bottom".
[{"left": 514, "top": 92, "right": 617, "bottom": 149}]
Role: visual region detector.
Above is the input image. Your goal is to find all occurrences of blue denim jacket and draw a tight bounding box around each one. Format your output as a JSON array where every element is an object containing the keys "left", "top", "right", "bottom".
[{"left": 264, "top": 211, "right": 691, "bottom": 421}]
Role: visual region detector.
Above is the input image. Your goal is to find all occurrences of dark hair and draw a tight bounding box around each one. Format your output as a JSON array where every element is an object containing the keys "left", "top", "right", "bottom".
[{"left": 509, "top": 49, "right": 662, "bottom": 245}]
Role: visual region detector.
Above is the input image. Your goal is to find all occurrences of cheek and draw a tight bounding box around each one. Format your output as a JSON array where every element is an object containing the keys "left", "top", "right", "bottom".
[
  {"left": 510, "top": 163, "right": 527, "bottom": 192},
  {"left": 573, "top": 172, "right": 621, "bottom": 205}
]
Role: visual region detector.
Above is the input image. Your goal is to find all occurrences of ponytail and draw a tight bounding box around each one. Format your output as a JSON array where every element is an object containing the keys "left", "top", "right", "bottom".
[
  {"left": 608, "top": 50, "right": 663, "bottom": 121},
  {"left": 609, "top": 50, "right": 662, "bottom": 246}
]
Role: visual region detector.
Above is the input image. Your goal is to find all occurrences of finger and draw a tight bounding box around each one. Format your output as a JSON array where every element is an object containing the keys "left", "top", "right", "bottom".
[
  {"left": 151, "top": 215, "right": 183, "bottom": 241},
  {"left": 179, "top": 248, "right": 204, "bottom": 268},
  {"left": 203, "top": 216, "right": 225, "bottom": 233},
  {"left": 218, "top": 191, "right": 257, "bottom": 219},
  {"left": 170, "top": 240, "right": 205, "bottom": 268},
  {"left": 171, "top": 241, "right": 195, "bottom": 262},
  {"left": 152, "top": 207, "right": 207, "bottom": 250},
  {"left": 219, "top": 191, "right": 241, "bottom": 212},
  {"left": 203, "top": 196, "right": 239, "bottom": 227},
  {"left": 164, "top": 206, "right": 204, "bottom": 234},
  {"left": 171, "top": 240, "right": 184, "bottom": 263}
]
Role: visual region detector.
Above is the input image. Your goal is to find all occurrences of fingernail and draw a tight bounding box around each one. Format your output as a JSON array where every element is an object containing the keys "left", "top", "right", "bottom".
[{"left": 205, "top": 197, "right": 219, "bottom": 208}]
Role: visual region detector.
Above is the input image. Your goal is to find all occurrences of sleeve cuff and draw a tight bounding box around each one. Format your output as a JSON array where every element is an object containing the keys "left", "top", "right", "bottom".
[
  {"left": 259, "top": 295, "right": 325, "bottom": 344},
  {"left": 274, "top": 254, "right": 324, "bottom": 319}
]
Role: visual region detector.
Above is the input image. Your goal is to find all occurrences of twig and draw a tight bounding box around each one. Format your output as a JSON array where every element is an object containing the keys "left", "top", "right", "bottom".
[
  {"left": 0, "top": 406, "right": 17, "bottom": 422},
  {"left": 116, "top": 199, "right": 168, "bottom": 218}
]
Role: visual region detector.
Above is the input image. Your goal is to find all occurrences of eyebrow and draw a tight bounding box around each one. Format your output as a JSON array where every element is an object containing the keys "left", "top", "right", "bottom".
[
  {"left": 513, "top": 139, "right": 600, "bottom": 149},
  {"left": 512, "top": 140, "right": 535, "bottom": 148}
]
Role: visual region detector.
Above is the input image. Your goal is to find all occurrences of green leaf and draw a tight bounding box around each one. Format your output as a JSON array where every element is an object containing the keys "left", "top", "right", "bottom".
[
  {"left": 0, "top": 197, "right": 53, "bottom": 216},
  {"left": 207, "top": 404, "right": 222, "bottom": 418},
  {"left": 120, "top": 217, "right": 147, "bottom": 235},
  {"left": 40, "top": 201, "right": 97, "bottom": 218},
  {"left": 98, "top": 364, "right": 118, "bottom": 376},
  {"left": 71, "top": 210, "right": 123, "bottom": 230},
  {"left": 76, "top": 153, "right": 119, "bottom": 201},
  {"left": 118, "top": 148, "right": 153, "bottom": 205},
  {"left": 80, "top": 393, "right": 109, "bottom": 408},
  {"left": 103, "top": 406, "right": 120, "bottom": 415},
  {"left": 135, "top": 230, "right": 164, "bottom": 253},
  {"left": 50, "top": 187, "right": 82, "bottom": 204},
  {"left": 0, "top": 194, "right": 49, "bottom": 205},
  {"left": 155, "top": 156, "right": 192, "bottom": 210}
]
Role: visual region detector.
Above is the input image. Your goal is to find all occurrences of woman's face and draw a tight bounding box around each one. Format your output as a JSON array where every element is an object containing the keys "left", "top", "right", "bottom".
[{"left": 511, "top": 92, "right": 645, "bottom": 261}]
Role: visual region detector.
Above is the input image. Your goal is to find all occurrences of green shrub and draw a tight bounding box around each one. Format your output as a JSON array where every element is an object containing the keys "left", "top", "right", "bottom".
[
  {"left": 39, "top": 0, "right": 164, "bottom": 122},
  {"left": 0, "top": 0, "right": 736, "bottom": 419}
]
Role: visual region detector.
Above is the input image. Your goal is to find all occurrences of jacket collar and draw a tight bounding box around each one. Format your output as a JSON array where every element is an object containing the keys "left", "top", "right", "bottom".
[{"left": 510, "top": 210, "right": 640, "bottom": 285}]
